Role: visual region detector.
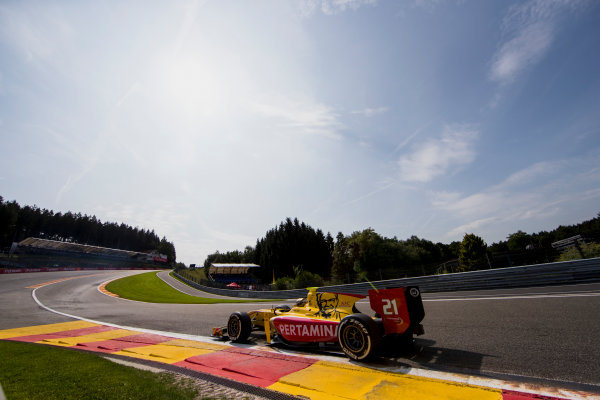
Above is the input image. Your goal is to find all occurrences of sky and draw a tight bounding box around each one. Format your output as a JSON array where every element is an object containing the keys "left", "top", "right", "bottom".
[{"left": 1, "top": 0, "right": 599, "bottom": 265}]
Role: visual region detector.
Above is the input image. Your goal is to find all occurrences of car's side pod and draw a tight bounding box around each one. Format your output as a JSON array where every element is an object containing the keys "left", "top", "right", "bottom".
[{"left": 368, "top": 286, "right": 425, "bottom": 336}]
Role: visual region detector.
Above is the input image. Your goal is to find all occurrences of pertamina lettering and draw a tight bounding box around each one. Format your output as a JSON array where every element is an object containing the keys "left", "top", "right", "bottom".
[
  {"left": 272, "top": 316, "right": 339, "bottom": 342},
  {"left": 277, "top": 323, "right": 335, "bottom": 337}
]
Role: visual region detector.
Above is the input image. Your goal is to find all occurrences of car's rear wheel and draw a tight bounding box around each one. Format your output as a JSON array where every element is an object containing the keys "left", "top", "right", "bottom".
[
  {"left": 338, "top": 314, "right": 381, "bottom": 360},
  {"left": 227, "top": 311, "right": 252, "bottom": 343}
]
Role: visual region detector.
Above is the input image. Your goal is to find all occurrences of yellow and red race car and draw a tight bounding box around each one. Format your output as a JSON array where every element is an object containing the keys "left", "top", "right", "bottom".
[{"left": 211, "top": 286, "right": 425, "bottom": 360}]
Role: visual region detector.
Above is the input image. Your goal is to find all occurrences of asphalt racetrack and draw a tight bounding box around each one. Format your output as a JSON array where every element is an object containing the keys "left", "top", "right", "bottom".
[{"left": 1, "top": 270, "right": 599, "bottom": 388}]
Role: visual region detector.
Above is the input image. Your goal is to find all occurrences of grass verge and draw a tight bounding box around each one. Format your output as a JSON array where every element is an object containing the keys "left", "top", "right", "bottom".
[
  {"left": 176, "top": 267, "right": 208, "bottom": 281},
  {"left": 0, "top": 341, "right": 217, "bottom": 400},
  {"left": 105, "top": 271, "right": 264, "bottom": 304}
]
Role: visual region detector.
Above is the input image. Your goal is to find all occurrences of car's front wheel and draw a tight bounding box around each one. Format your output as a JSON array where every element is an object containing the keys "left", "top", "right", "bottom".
[
  {"left": 227, "top": 311, "right": 252, "bottom": 343},
  {"left": 338, "top": 314, "right": 381, "bottom": 360}
]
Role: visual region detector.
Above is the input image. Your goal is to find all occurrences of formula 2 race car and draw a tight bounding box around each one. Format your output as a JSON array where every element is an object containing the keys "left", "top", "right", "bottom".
[{"left": 211, "top": 286, "right": 425, "bottom": 360}]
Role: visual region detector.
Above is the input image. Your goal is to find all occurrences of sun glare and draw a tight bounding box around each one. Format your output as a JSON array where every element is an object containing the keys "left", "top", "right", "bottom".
[{"left": 159, "top": 54, "right": 226, "bottom": 118}]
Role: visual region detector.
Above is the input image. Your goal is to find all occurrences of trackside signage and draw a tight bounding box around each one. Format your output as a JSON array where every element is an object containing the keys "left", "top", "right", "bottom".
[{"left": 272, "top": 316, "right": 339, "bottom": 342}]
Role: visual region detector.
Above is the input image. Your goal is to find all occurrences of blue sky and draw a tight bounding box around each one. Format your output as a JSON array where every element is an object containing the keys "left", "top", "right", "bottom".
[{"left": 1, "top": 0, "right": 599, "bottom": 265}]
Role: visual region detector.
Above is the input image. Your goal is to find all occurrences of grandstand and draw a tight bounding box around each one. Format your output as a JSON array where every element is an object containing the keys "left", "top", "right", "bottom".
[
  {"left": 8, "top": 237, "right": 169, "bottom": 269},
  {"left": 207, "top": 263, "right": 260, "bottom": 284}
]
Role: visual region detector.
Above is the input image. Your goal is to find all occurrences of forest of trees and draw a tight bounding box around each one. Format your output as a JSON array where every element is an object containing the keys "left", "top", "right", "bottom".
[
  {"left": 203, "top": 213, "right": 600, "bottom": 287},
  {"left": 0, "top": 196, "right": 176, "bottom": 262},
  {"left": 204, "top": 217, "right": 333, "bottom": 283},
  {"left": 3, "top": 193, "right": 598, "bottom": 282},
  {"left": 331, "top": 230, "right": 458, "bottom": 283}
]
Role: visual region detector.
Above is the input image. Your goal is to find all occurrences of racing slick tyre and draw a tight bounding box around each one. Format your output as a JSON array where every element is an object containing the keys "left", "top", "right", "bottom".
[
  {"left": 338, "top": 313, "right": 382, "bottom": 361},
  {"left": 227, "top": 311, "right": 252, "bottom": 343}
]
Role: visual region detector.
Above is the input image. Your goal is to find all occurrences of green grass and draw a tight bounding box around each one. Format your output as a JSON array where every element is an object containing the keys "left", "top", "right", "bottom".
[
  {"left": 556, "top": 242, "right": 600, "bottom": 261},
  {"left": 0, "top": 341, "right": 220, "bottom": 400},
  {"left": 176, "top": 267, "right": 208, "bottom": 282},
  {"left": 105, "top": 271, "right": 262, "bottom": 304}
]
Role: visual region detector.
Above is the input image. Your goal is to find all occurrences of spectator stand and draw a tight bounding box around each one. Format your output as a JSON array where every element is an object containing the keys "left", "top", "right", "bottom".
[
  {"left": 4, "top": 237, "right": 169, "bottom": 269},
  {"left": 207, "top": 263, "right": 260, "bottom": 288}
]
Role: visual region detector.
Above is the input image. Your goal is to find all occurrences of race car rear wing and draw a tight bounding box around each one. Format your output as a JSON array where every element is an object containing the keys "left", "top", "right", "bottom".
[{"left": 368, "top": 286, "right": 425, "bottom": 335}]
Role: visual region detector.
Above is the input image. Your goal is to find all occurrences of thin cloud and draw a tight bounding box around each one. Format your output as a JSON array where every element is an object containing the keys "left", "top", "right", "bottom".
[
  {"left": 351, "top": 106, "right": 389, "bottom": 117},
  {"left": 489, "top": 22, "right": 552, "bottom": 84},
  {"left": 96, "top": 199, "right": 190, "bottom": 240},
  {"left": 497, "top": 160, "right": 566, "bottom": 189},
  {"left": 489, "top": 0, "right": 589, "bottom": 84},
  {"left": 299, "top": 0, "right": 377, "bottom": 16},
  {"left": 115, "top": 82, "right": 142, "bottom": 108},
  {"left": 433, "top": 160, "right": 569, "bottom": 217},
  {"left": 447, "top": 217, "right": 498, "bottom": 239},
  {"left": 395, "top": 122, "right": 431, "bottom": 153},
  {"left": 171, "top": 0, "right": 206, "bottom": 57},
  {"left": 253, "top": 96, "right": 342, "bottom": 139},
  {"left": 0, "top": 8, "right": 49, "bottom": 63},
  {"left": 0, "top": 4, "right": 73, "bottom": 66},
  {"left": 397, "top": 124, "right": 478, "bottom": 182},
  {"left": 340, "top": 179, "right": 396, "bottom": 207},
  {"left": 433, "top": 154, "right": 600, "bottom": 240}
]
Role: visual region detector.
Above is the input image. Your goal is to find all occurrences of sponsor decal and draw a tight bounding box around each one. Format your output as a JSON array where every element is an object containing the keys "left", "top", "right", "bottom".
[
  {"left": 273, "top": 317, "right": 338, "bottom": 342},
  {"left": 278, "top": 323, "right": 335, "bottom": 338},
  {"left": 313, "top": 292, "right": 353, "bottom": 319},
  {"left": 369, "top": 288, "right": 411, "bottom": 334}
]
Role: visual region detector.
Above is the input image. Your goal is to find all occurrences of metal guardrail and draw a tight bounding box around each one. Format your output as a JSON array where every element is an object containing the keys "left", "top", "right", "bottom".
[
  {"left": 172, "top": 272, "right": 308, "bottom": 299},
  {"left": 174, "top": 257, "right": 600, "bottom": 299},
  {"left": 318, "top": 257, "right": 600, "bottom": 295}
]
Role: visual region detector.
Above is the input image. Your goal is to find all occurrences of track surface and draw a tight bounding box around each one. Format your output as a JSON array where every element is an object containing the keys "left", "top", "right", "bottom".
[{"left": 1, "top": 270, "right": 599, "bottom": 387}]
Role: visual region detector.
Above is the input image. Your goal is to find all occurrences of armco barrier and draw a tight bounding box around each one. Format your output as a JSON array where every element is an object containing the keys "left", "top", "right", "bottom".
[
  {"left": 172, "top": 273, "right": 309, "bottom": 299},
  {"left": 175, "top": 257, "right": 600, "bottom": 298},
  {"left": 318, "top": 257, "right": 600, "bottom": 295}
]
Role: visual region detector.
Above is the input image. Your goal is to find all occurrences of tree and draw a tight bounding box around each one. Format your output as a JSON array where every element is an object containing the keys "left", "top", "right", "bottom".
[
  {"left": 326, "top": 232, "right": 334, "bottom": 255},
  {"left": 157, "top": 237, "right": 176, "bottom": 263},
  {"left": 0, "top": 197, "right": 174, "bottom": 260},
  {"left": 252, "top": 218, "right": 333, "bottom": 282},
  {"left": 242, "top": 246, "right": 255, "bottom": 263},
  {"left": 0, "top": 197, "right": 18, "bottom": 247},
  {"left": 293, "top": 266, "right": 324, "bottom": 288},
  {"left": 330, "top": 230, "right": 458, "bottom": 281},
  {"left": 458, "top": 233, "right": 488, "bottom": 272},
  {"left": 204, "top": 218, "right": 334, "bottom": 283},
  {"left": 347, "top": 228, "right": 381, "bottom": 279},
  {"left": 201, "top": 212, "right": 600, "bottom": 283},
  {"left": 332, "top": 232, "right": 353, "bottom": 283},
  {"left": 507, "top": 230, "right": 532, "bottom": 251}
]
